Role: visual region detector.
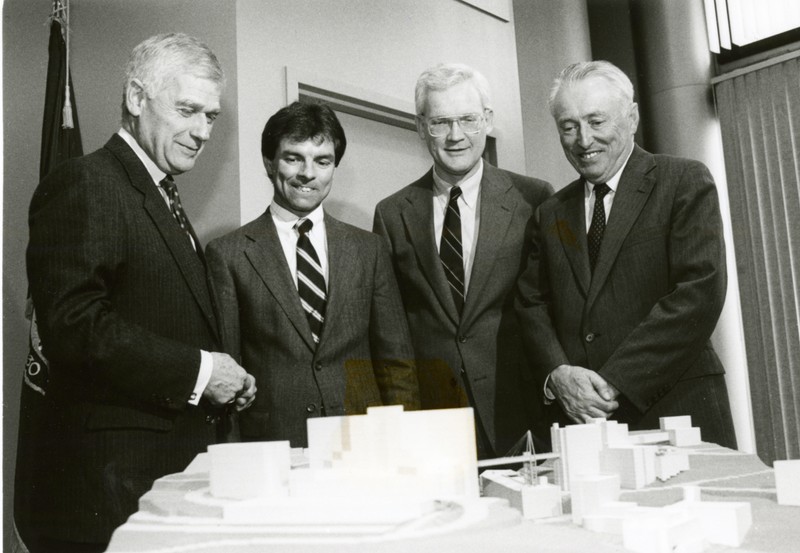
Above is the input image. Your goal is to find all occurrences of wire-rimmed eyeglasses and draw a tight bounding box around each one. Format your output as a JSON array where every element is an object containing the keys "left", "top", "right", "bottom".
[{"left": 424, "top": 112, "right": 487, "bottom": 137}]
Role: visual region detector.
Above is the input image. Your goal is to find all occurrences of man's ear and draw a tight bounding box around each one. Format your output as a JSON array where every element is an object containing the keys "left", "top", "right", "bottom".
[
  {"left": 483, "top": 108, "right": 495, "bottom": 135},
  {"left": 415, "top": 115, "right": 428, "bottom": 140},
  {"left": 263, "top": 155, "right": 275, "bottom": 181},
  {"left": 629, "top": 102, "right": 640, "bottom": 134},
  {"left": 125, "top": 79, "right": 147, "bottom": 117}
]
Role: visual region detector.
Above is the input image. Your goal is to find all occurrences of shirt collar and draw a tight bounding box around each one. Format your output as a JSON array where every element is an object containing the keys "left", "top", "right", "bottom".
[
  {"left": 117, "top": 128, "right": 167, "bottom": 185},
  {"left": 270, "top": 201, "right": 325, "bottom": 229},
  {"left": 584, "top": 144, "right": 634, "bottom": 196},
  {"left": 432, "top": 159, "right": 483, "bottom": 208}
]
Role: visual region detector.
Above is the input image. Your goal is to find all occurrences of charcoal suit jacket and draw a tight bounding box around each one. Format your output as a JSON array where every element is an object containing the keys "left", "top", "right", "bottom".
[
  {"left": 206, "top": 210, "right": 420, "bottom": 447},
  {"left": 373, "top": 163, "right": 553, "bottom": 457},
  {"left": 515, "top": 145, "right": 736, "bottom": 448},
  {"left": 26, "top": 134, "right": 223, "bottom": 542}
]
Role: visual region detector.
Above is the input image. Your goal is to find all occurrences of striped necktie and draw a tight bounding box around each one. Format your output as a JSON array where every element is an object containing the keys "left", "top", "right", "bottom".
[
  {"left": 296, "top": 219, "right": 326, "bottom": 345},
  {"left": 588, "top": 183, "right": 611, "bottom": 272},
  {"left": 159, "top": 176, "right": 200, "bottom": 253},
  {"left": 440, "top": 186, "right": 465, "bottom": 315}
]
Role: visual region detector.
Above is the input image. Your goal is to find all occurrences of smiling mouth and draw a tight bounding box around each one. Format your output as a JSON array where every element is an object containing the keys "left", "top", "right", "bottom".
[
  {"left": 291, "top": 183, "right": 316, "bottom": 193},
  {"left": 578, "top": 151, "right": 601, "bottom": 161}
]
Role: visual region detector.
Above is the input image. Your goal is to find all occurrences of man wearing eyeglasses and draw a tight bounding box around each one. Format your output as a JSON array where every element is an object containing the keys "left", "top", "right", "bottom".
[{"left": 373, "top": 63, "right": 553, "bottom": 459}]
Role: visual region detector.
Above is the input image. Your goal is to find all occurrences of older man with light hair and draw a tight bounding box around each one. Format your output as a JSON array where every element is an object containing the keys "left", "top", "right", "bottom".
[
  {"left": 25, "top": 33, "right": 255, "bottom": 552},
  {"left": 374, "top": 63, "right": 553, "bottom": 458},
  {"left": 516, "top": 60, "right": 736, "bottom": 449}
]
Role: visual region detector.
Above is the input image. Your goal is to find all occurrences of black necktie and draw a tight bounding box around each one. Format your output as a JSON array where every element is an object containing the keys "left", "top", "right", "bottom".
[
  {"left": 440, "top": 186, "right": 465, "bottom": 315},
  {"left": 588, "top": 183, "right": 611, "bottom": 272},
  {"left": 159, "top": 176, "right": 200, "bottom": 253},
  {"left": 296, "top": 219, "right": 326, "bottom": 345}
]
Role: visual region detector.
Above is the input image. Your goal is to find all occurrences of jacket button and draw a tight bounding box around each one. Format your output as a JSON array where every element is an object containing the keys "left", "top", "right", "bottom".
[
  {"left": 306, "top": 404, "right": 317, "bottom": 413},
  {"left": 585, "top": 333, "right": 595, "bottom": 343},
  {"left": 315, "top": 362, "right": 323, "bottom": 372},
  {"left": 205, "top": 415, "right": 218, "bottom": 424},
  {"left": 459, "top": 335, "right": 467, "bottom": 343}
]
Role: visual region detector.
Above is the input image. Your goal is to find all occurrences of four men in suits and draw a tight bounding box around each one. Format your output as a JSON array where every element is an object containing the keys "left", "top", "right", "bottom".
[
  {"left": 515, "top": 60, "right": 737, "bottom": 448},
  {"left": 207, "top": 102, "right": 420, "bottom": 447},
  {"left": 22, "top": 33, "right": 741, "bottom": 546},
  {"left": 25, "top": 33, "right": 256, "bottom": 552},
  {"left": 373, "top": 64, "right": 553, "bottom": 458}
]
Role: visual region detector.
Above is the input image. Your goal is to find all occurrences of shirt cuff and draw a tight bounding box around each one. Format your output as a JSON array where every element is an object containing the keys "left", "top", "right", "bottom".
[
  {"left": 189, "top": 350, "right": 213, "bottom": 405},
  {"left": 543, "top": 373, "right": 556, "bottom": 405}
]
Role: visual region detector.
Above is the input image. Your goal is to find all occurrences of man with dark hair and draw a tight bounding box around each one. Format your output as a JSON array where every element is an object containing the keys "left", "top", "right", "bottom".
[
  {"left": 25, "top": 33, "right": 256, "bottom": 552},
  {"left": 515, "top": 60, "right": 736, "bottom": 448},
  {"left": 207, "top": 101, "right": 420, "bottom": 447}
]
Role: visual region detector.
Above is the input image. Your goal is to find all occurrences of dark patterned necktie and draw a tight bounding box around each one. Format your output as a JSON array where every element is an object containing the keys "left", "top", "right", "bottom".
[
  {"left": 440, "top": 186, "right": 465, "bottom": 315},
  {"left": 588, "top": 183, "right": 611, "bottom": 272},
  {"left": 296, "top": 219, "right": 326, "bottom": 345},
  {"left": 159, "top": 176, "right": 200, "bottom": 251}
]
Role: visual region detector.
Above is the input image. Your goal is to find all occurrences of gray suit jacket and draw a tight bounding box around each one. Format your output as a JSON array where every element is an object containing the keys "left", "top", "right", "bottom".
[
  {"left": 206, "top": 210, "right": 420, "bottom": 447},
  {"left": 373, "top": 163, "right": 553, "bottom": 456},
  {"left": 516, "top": 146, "right": 736, "bottom": 448}
]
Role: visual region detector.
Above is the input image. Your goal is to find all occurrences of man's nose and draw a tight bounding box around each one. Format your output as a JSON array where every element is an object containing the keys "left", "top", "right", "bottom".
[
  {"left": 446, "top": 120, "right": 466, "bottom": 140},
  {"left": 576, "top": 122, "right": 593, "bottom": 148},
  {"left": 190, "top": 115, "right": 212, "bottom": 142},
  {"left": 298, "top": 161, "right": 315, "bottom": 180}
]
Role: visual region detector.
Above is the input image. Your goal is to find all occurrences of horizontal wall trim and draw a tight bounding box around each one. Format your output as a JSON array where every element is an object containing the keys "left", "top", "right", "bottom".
[{"left": 712, "top": 48, "right": 800, "bottom": 84}]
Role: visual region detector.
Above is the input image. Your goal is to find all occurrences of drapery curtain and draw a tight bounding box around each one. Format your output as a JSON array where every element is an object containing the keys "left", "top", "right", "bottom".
[{"left": 714, "top": 51, "right": 800, "bottom": 465}]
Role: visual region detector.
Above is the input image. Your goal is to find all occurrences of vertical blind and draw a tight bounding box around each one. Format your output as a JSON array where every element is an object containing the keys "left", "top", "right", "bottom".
[{"left": 713, "top": 52, "right": 800, "bottom": 464}]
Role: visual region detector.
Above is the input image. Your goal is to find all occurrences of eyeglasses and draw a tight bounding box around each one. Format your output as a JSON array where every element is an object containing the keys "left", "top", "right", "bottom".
[{"left": 424, "top": 112, "right": 486, "bottom": 137}]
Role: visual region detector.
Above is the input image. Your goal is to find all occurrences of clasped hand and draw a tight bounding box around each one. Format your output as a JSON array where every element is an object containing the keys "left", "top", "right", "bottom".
[
  {"left": 549, "top": 364, "right": 619, "bottom": 424},
  {"left": 204, "top": 352, "right": 257, "bottom": 411}
]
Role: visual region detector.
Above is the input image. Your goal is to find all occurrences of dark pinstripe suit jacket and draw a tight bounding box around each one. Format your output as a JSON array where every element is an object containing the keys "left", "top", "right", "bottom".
[
  {"left": 373, "top": 163, "right": 553, "bottom": 456},
  {"left": 206, "top": 210, "right": 420, "bottom": 448},
  {"left": 516, "top": 146, "right": 736, "bottom": 448},
  {"left": 26, "top": 135, "right": 222, "bottom": 542}
]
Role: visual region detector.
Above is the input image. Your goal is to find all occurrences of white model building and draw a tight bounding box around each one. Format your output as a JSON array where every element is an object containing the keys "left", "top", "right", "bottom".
[
  {"left": 551, "top": 418, "right": 693, "bottom": 491},
  {"left": 204, "top": 405, "right": 480, "bottom": 525},
  {"left": 773, "top": 459, "right": 800, "bottom": 506}
]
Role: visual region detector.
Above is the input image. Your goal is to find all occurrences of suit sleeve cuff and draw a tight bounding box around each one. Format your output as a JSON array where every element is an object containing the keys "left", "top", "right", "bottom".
[{"left": 189, "top": 350, "right": 213, "bottom": 405}]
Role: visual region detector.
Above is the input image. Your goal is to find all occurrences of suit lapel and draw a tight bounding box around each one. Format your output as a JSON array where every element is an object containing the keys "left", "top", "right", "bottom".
[
  {"left": 317, "top": 215, "right": 351, "bottom": 350},
  {"left": 555, "top": 181, "right": 591, "bottom": 297},
  {"left": 461, "top": 165, "right": 515, "bottom": 326},
  {"left": 587, "top": 146, "right": 656, "bottom": 306},
  {"left": 243, "top": 211, "right": 316, "bottom": 352},
  {"left": 400, "top": 172, "right": 460, "bottom": 325},
  {"left": 105, "top": 135, "right": 219, "bottom": 342}
]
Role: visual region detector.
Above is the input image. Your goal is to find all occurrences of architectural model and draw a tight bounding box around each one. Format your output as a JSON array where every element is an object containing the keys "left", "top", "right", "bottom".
[
  {"left": 550, "top": 417, "right": 692, "bottom": 491},
  {"left": 773, "top": 459, "right": 800, "bottom": 506},
  {"left": 108, "top": 411, "right": 769, "bottom": 553}
]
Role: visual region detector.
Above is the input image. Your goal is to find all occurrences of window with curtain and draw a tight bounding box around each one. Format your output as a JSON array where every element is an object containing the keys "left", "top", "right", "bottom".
[{"left": 713, "top": 51, "right": 800, "bottom": 465}]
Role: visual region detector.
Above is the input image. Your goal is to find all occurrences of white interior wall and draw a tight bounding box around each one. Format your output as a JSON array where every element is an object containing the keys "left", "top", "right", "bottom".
[{"left": 235, "top": 0, "right": 527, "bottom": 225}]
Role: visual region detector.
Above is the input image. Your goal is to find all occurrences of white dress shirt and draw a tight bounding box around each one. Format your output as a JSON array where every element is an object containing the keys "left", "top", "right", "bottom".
[
  {"left": 117, "top": 128, "right": 211, "bottom": 405},
  {"left": 583, "top": 146, "right": 634, "bottom": 231},
  {"left": 432, "top": 159, "right": 483, "bottom": 293},
  {"left": 270, "top": 202, "right": 329, "bottom": 287}
]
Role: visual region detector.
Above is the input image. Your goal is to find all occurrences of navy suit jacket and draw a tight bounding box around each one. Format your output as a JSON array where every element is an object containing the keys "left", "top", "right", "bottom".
[
  {"left": 26, "top": 135, "right": 222, "bottom": 542},
  {"left": 516, "top": 146, "right": 736, "bottom": 448},
  {"left": 374, "top": 163, "right": 553, "bottom": 456}
]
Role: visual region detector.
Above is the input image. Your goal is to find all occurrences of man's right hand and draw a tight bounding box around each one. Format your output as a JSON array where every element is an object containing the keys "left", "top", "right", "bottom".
[
  {"left": 204, "top": 352, "right": 255, "bottom": 408},
  {"left": 548, "top": 364, "right": 619, "bottom": 424}
]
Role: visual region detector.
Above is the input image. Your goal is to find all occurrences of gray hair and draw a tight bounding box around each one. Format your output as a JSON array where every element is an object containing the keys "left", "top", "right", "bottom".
[
  {"left": 121, "top": 33, "right": 225, "bottom": 119},
  {"left": 548, "top": 60, "right": 634, "bottom": 116},
  {"left": 414, "top": 63, "right": 492, "bottom": 116}
]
